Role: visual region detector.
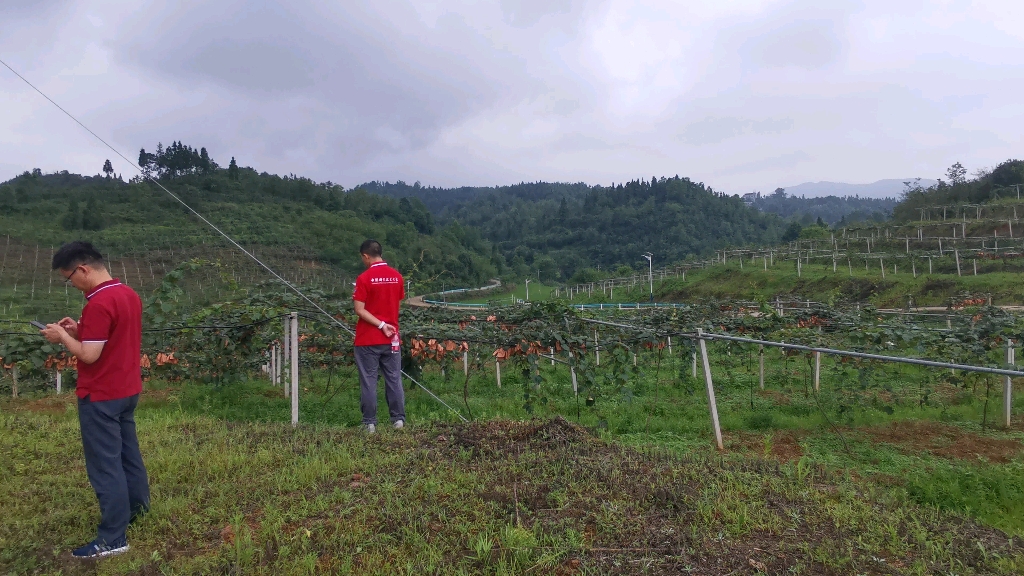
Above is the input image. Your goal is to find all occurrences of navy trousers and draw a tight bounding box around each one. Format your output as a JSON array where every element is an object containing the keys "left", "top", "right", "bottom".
[
  {"left": 78, "top": 394, "right": 150, "bottom": 544},
  {"left": 354, "top": 344, "right": 406, "bottom": 425}
]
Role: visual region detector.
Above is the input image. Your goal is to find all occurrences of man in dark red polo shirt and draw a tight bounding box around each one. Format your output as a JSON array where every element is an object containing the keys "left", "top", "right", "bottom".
[
  {"left": 352, "top": 239, "right": 405, "bottom": 433},
  {"left": 40, "top": 241, "right": 149, "bottom": 559}
]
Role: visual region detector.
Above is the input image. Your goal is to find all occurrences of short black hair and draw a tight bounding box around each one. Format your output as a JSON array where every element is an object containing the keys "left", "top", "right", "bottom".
[
  {"left": 359, "top": 239, "right": 382, "bottom": 257},
  {"left": 52, "top": 241, "right": 105, "bottom": 271}
]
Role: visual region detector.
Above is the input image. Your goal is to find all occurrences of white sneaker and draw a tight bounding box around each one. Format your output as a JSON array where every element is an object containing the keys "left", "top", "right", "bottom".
[
  {"left": 393, "top": 420, "right": 404, "bottom": 430},
  {"left": 362, "top": 423, "right": 376, "bottom": 434}
]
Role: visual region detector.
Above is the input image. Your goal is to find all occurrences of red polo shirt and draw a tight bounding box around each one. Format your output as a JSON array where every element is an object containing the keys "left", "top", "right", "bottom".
[
  {"left": 75, "top": 279, "right": 143, "bottom": 401},
  {"left": 353, "top": 261, "right": 404, "bottom": 346}
]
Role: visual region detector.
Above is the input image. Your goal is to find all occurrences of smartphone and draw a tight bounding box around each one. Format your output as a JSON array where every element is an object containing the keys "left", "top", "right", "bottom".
[{"left": 29, "top": 320, "right": 47, "bottom": 330}]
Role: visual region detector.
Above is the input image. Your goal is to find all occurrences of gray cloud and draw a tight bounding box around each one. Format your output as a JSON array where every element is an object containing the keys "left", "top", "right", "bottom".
[
  {"left": 742, "top": 19, "right": 844, "bottom": 70},
  {"left": 501, "top": 0, "right": 575, "bottom": 27},
  {"left": 113, "top": 2, "right": 543, "bottom": 163},
  {"left": 717, "top": 151, "right": 811, "bottom": 176},
  {"left": 680, "top": 116, "right": 794, "bottom": 145},
  {"left": 1, "top": 0, "right": 1023, "bottom": 195}
]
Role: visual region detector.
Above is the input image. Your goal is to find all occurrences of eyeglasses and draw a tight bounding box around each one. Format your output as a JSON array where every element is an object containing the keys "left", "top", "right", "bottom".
[{"left": 64, "top": 267, "right": 80, "bottom": 284}]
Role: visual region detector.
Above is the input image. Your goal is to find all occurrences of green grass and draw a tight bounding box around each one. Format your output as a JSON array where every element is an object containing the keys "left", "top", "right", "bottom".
[
  {"left": 451, "top": 281, "right": 555, "bottom": 305},
  {"left": 4, "top": 343, "right": 1024, "bottom": 574},
  {"left": 539, "top": 260, "right": 1024, "bottom": 308},
  {"left": 3, "top": 391, "right": 1024, "bottom": 575}
]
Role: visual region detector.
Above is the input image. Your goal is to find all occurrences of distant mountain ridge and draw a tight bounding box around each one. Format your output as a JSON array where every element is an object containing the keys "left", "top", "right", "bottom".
[{"left": 780, "top": 179, "right": 938, "bottom": 199}]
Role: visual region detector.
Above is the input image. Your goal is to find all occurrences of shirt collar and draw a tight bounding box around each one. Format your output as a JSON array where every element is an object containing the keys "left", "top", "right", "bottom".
[
  {"left": 370, "top": 262, "right": 388, "bottom": 268},
  {"left": 85, "top": 278, "right": 122, "bottom": 300}
]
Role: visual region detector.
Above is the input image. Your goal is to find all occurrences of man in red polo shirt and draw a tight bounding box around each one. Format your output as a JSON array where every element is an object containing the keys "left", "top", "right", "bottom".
[
  {"left": 352, "top": 239, "right": 405, "bottom": 433},
  {"left": 40, "top": 241, "right": 149, "bottom": 560}
]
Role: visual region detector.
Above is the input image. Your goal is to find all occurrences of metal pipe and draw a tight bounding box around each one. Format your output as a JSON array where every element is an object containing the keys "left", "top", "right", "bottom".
[{"left": 577, "top": 317, "right": 1024, "bottom": 378}]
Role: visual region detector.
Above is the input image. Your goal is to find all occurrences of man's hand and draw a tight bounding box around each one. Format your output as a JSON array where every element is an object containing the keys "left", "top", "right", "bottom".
[
  {"left": 41, "top": 323, "right": 68, "bottom": 344},
  {"left": 57, "top": 317, "right": 78, "bottom": 339},
  {"left": 42, "top": 322, "right": 104, "bottom": 363},
  {"left": 381, "top": 323, "right": 396, "bottom": 338}
]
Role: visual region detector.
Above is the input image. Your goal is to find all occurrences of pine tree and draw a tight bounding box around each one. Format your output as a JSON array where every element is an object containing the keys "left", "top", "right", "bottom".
[
  {"left": 138, "top": 148, "right": 154, "bottom": 178},
  {"left": 228, "top": 157, "right": 239, "bottom": 181},
  {"left": 102, "top": 159, "right": 114, "bottom": 178},
  {"left": 199, "top": 147, "right": 212, "bottom": 174}
]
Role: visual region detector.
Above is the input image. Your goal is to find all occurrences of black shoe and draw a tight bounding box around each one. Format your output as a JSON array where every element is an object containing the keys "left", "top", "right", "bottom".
[{"left": 72, "top": 536, "right": 129, "bottom": 559}]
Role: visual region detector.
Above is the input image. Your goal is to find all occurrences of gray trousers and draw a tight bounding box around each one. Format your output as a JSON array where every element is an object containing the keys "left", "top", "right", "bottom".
[
  {"left": 78, "top": 394, "right": 150, "bottom": 544},
  {"left": 354, "top": 344, "right": 406, "bottom": 425}
]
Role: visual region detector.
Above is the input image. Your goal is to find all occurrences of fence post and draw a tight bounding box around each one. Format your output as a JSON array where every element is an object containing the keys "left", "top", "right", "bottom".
[
  {"left": 570, "top": 366, "right": 578, "bottom": 396},
  {"left": 270, "top": 344, "right": 275, "bottom": 385},
  {"left": 594, "top": 330, "right": 600, "bottom": 366},
  {"left": 696, "top": 329, "right": 724, "bottom": 450},
  {"left": 464, "top": 351, "right": 469, "bottom": 375},
  {"left": 12, "top": 366, "right": 18, "bottom": 399},
  {"left": 276, "top": 343, "right": 282, "bottom": 389},
  {"left": 1006, "top": 340, "right": 1015, "bottom": 428},
  {"left": 495, "top": 360, "right": 501, "bottom": 388},
  {"left": 955, "top": 249, "right": 962, "bottom": 276},
  {"left": 290, "top": 312, "right": 299, "bottom": 427},
  {"left": 549, "top": 347, "right": 555, "bottom": 366},
  {"left": 813, "top": 351, "right": 821, "bottom": 391},
  {"left": 277, "top": 343, "right": 284, "bottom": 390},
  {"left": 283, "top": 316, "right": 291, "bottom": 396},
  {"left": 56, "top": 371, "right": 62, "bottom": 394},
  {"left": 667, "top": 336, "right": 672, "bottom": 355},
  {"left": 759, "top": 345, "right": 764, "bottom": 390}
]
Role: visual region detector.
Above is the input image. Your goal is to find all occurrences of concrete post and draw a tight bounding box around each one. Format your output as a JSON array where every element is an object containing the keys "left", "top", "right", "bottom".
[
  {"left": 697, "top": 329, "right": 723, "bottom": 450},
  {"left": 1006, "top": 341, "right": 1015, "bottom": 428},
  {"left": 291, "top": 312, "right": 299, "bottom": 427},
  {"left": 759, "top": 345, "right": 765, "bottom": 390}
]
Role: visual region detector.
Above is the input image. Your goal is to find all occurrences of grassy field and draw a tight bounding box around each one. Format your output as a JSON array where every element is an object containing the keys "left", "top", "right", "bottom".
[
  {"left": 540, "top": 261, "right": 1024, "bottom": 308},
  {"left": 4, "top": 343, "right": 1024, "bottom": 574},
  {"left": 449, "top": 281, "right": 556, "bottom": 305}
]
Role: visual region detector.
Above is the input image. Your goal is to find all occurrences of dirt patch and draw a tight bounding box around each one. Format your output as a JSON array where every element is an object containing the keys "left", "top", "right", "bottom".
[
  {"left": 726, "top": 430, "right": 805, "bottom": 463},
  {"left": 838, "top": 278, "right": 889, "bottom": 302},
  {"left": 141, "top": 387, "right": 179, "bottom": 404},
  {"left": 757, "top": 389, "right": 791, "bottom": 405},
  {"left": 446, "top": 416, "right": 592, "bottom": 456},
  {"left": 4, "top": 395, "right": 74, "bottom": 415},
  {"left": 861, "top": 421, "right": 1024, "bottom": 463},
  {"left": 921, "top": 277, "right": 958, "bottom": 297}
]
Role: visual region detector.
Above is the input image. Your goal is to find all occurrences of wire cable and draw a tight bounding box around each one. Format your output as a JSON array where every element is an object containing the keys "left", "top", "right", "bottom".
[{"left": 0, "top": 57, "right": 466, "bottom": 422}]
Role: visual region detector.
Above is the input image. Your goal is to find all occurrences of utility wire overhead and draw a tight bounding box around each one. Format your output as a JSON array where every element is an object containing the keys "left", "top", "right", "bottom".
[{"left": 0, "top": 57, "right": 467, "bottom": 422}]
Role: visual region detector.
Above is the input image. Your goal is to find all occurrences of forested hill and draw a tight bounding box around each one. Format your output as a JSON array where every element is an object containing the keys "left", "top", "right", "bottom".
[
  {"left": 360, "top": 179, "right": 895, "bottom": 226},
  {"left": 356, "top": 180, "right": 594, "bottom": 214},
  {"left": 436, "top": 176, "right": 786, "bottom": 280},
  {"left": 749, "top": 190, "right": 897, "bottom": 226},
  {"left": 0, "top": 150, "right": 498, "bottom": 290},
  {"left": 893, "top": 159, "right": 1024, "bottom": 222}
]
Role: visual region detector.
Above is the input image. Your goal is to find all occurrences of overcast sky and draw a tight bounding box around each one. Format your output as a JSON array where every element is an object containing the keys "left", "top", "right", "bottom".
[{"left": 2, "top": 0, "right": 1022, "bottom": 194}]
